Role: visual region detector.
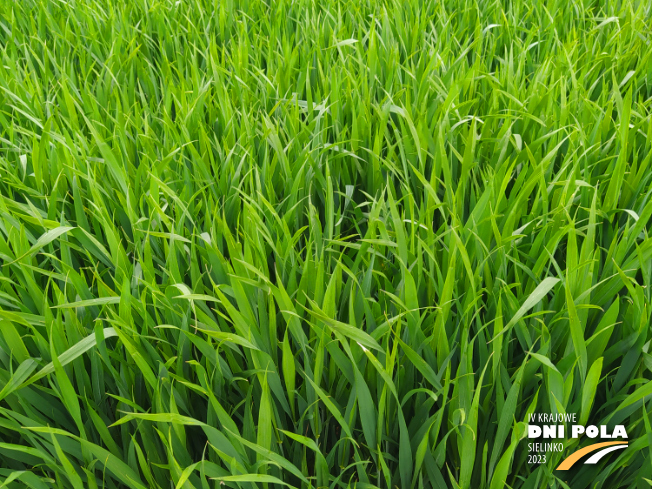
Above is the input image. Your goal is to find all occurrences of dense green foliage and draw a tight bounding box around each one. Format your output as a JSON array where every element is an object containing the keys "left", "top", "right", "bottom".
[{"left": 0, "top": 0, "right": 652, "bottom": 488}]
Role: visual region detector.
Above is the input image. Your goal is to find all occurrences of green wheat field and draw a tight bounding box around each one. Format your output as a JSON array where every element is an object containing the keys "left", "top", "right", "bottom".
[{"left": 0, "top": 0, "right": 651, "bottom": 488}]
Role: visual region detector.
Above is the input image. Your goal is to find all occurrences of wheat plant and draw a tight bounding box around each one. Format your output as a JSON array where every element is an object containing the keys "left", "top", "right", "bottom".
[{"left": 0, "top": 0, "right": 651, "bottom": 488}]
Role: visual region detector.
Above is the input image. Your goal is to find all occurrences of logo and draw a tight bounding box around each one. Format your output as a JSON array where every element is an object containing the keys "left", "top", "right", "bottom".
[
  {"left": 555, "top": 441, "right": 628, "bottom": 470},
  {"left": 526, "top": 413, "right": 628, "bottom": 469}
]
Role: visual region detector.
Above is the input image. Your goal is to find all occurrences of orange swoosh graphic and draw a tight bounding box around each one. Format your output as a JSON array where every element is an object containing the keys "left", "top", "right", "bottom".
[{"left": 556, "top": 441, "right": 628, "bottom": 470}]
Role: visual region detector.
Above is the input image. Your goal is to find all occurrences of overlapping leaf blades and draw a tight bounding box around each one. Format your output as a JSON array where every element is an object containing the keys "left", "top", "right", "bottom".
[{"left": 0, "top": 0, "right": 651, "bottom": 488}]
